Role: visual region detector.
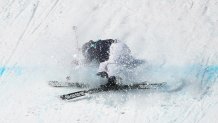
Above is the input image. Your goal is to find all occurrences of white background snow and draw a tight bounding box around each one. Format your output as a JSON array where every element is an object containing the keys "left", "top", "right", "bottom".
[{"left": 0, "top": 0, "right": 218, "bottom": 122}]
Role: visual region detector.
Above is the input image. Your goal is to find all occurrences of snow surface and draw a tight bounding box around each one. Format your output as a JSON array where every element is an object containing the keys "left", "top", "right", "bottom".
[{"left": 0, "top": 0, "right": 218, "bottom": 122}]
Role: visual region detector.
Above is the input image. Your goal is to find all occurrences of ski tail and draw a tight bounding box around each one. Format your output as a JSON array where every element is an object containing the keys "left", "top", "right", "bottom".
[
  {"left": 60, "top": 90, "right": 87, "bottom": 100},
  {"left": 60, "top": 87, "right": 108, "bottom": 100}
]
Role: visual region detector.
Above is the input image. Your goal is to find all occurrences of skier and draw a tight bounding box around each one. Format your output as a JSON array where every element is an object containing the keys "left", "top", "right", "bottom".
[{"left": 81, "top": 39, "right": 145, "bottom": 87}]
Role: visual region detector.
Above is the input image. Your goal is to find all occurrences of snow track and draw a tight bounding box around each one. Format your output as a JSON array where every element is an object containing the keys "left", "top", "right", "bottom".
[{"left": 0, "top": 0, "right": 218, "bottom": 122}]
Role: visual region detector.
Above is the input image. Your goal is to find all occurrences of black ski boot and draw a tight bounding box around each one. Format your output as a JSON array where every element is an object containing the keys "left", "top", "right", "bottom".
[
  {"left": 105, "top": 76, "right": 117, "bottom": 87},
  {"left": 102, "top": 76, "right": 123, "bottom": 89},
  {"left": 100, "top": 76, "right": 118, "bottom": 88}
]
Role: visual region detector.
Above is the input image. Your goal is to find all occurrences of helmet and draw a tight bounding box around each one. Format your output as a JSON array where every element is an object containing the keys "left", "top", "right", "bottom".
[{"left": 82, "top": 40, "right": 96, "bottom": 62}]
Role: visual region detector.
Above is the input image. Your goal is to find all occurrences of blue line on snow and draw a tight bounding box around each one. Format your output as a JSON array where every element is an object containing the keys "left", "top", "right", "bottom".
[
  {"left": 0, "top": 66, "right": 23, "bottom": 77},
  {"left": 0, "top": 67, "right": 6, "bottom": 76}
]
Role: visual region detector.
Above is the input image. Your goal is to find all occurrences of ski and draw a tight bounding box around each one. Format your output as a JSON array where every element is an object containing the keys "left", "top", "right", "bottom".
[
  {"left": 60, "top": 82, "right": 167, "bottom": 100},
  {"left": 48, "top": 81, "right": 88, "bottom": 88}
]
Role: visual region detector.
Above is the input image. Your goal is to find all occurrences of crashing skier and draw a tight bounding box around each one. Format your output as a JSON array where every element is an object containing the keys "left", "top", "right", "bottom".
[
  {"left": 51, "top": 39, "right": 173, "bottom": 100},
  {"left": 81, "top": 39, "right": 145, "bottom": 87},
  {"left": 49, "top": 39, "right": 178, "bottom": 100}
]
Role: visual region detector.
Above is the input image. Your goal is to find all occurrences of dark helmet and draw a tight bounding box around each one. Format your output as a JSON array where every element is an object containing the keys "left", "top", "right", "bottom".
[{"left": 82, "top": 40, "right": 96, "bottom": 62}]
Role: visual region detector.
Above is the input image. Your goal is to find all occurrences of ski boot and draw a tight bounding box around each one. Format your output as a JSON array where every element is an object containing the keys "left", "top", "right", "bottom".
[{"left": 101, "top": 76, "right": 122, "bottom": 88}]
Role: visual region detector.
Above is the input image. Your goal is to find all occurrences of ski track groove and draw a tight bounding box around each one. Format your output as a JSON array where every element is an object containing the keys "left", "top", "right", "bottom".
[
  {"left": 0, "top": 0, "right": 15, "bottom": 16},
  {"left": 3, "top": 1, "right": 39, "bottom": 68},
  {"left": 31, "top": 0, "right": 60, "bottom": 34},
  {"left": 168, "top": 99, "right": 194, "bottom": 123},
  {"left": 0, "top": 2, "right": 38, "bottom": 81},
  {"left": 13, "top": 1, "right": 32, "bottom": 23}
]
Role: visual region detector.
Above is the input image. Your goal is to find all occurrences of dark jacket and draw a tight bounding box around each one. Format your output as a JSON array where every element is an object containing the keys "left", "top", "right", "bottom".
[
  {"left": 82, "top": 39, "right": 116, "bottom": 63},
  {"left": 94, "top": 39, "right": 115, "bottom": 62}
]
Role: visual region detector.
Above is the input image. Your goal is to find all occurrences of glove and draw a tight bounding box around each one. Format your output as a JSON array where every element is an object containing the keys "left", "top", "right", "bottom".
[{"left": 96, "top": 71, "right": 108, "bottom": 78}]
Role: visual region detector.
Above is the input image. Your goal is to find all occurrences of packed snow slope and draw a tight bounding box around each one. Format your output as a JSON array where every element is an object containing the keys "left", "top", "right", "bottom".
[{"left": 0, "top": 0, "right": 218, "bottom": 123}]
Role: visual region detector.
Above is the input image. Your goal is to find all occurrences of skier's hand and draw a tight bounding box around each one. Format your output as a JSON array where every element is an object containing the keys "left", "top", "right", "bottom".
[{"left": 96, "top": 71, "right": 108, "bottom": 78}]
